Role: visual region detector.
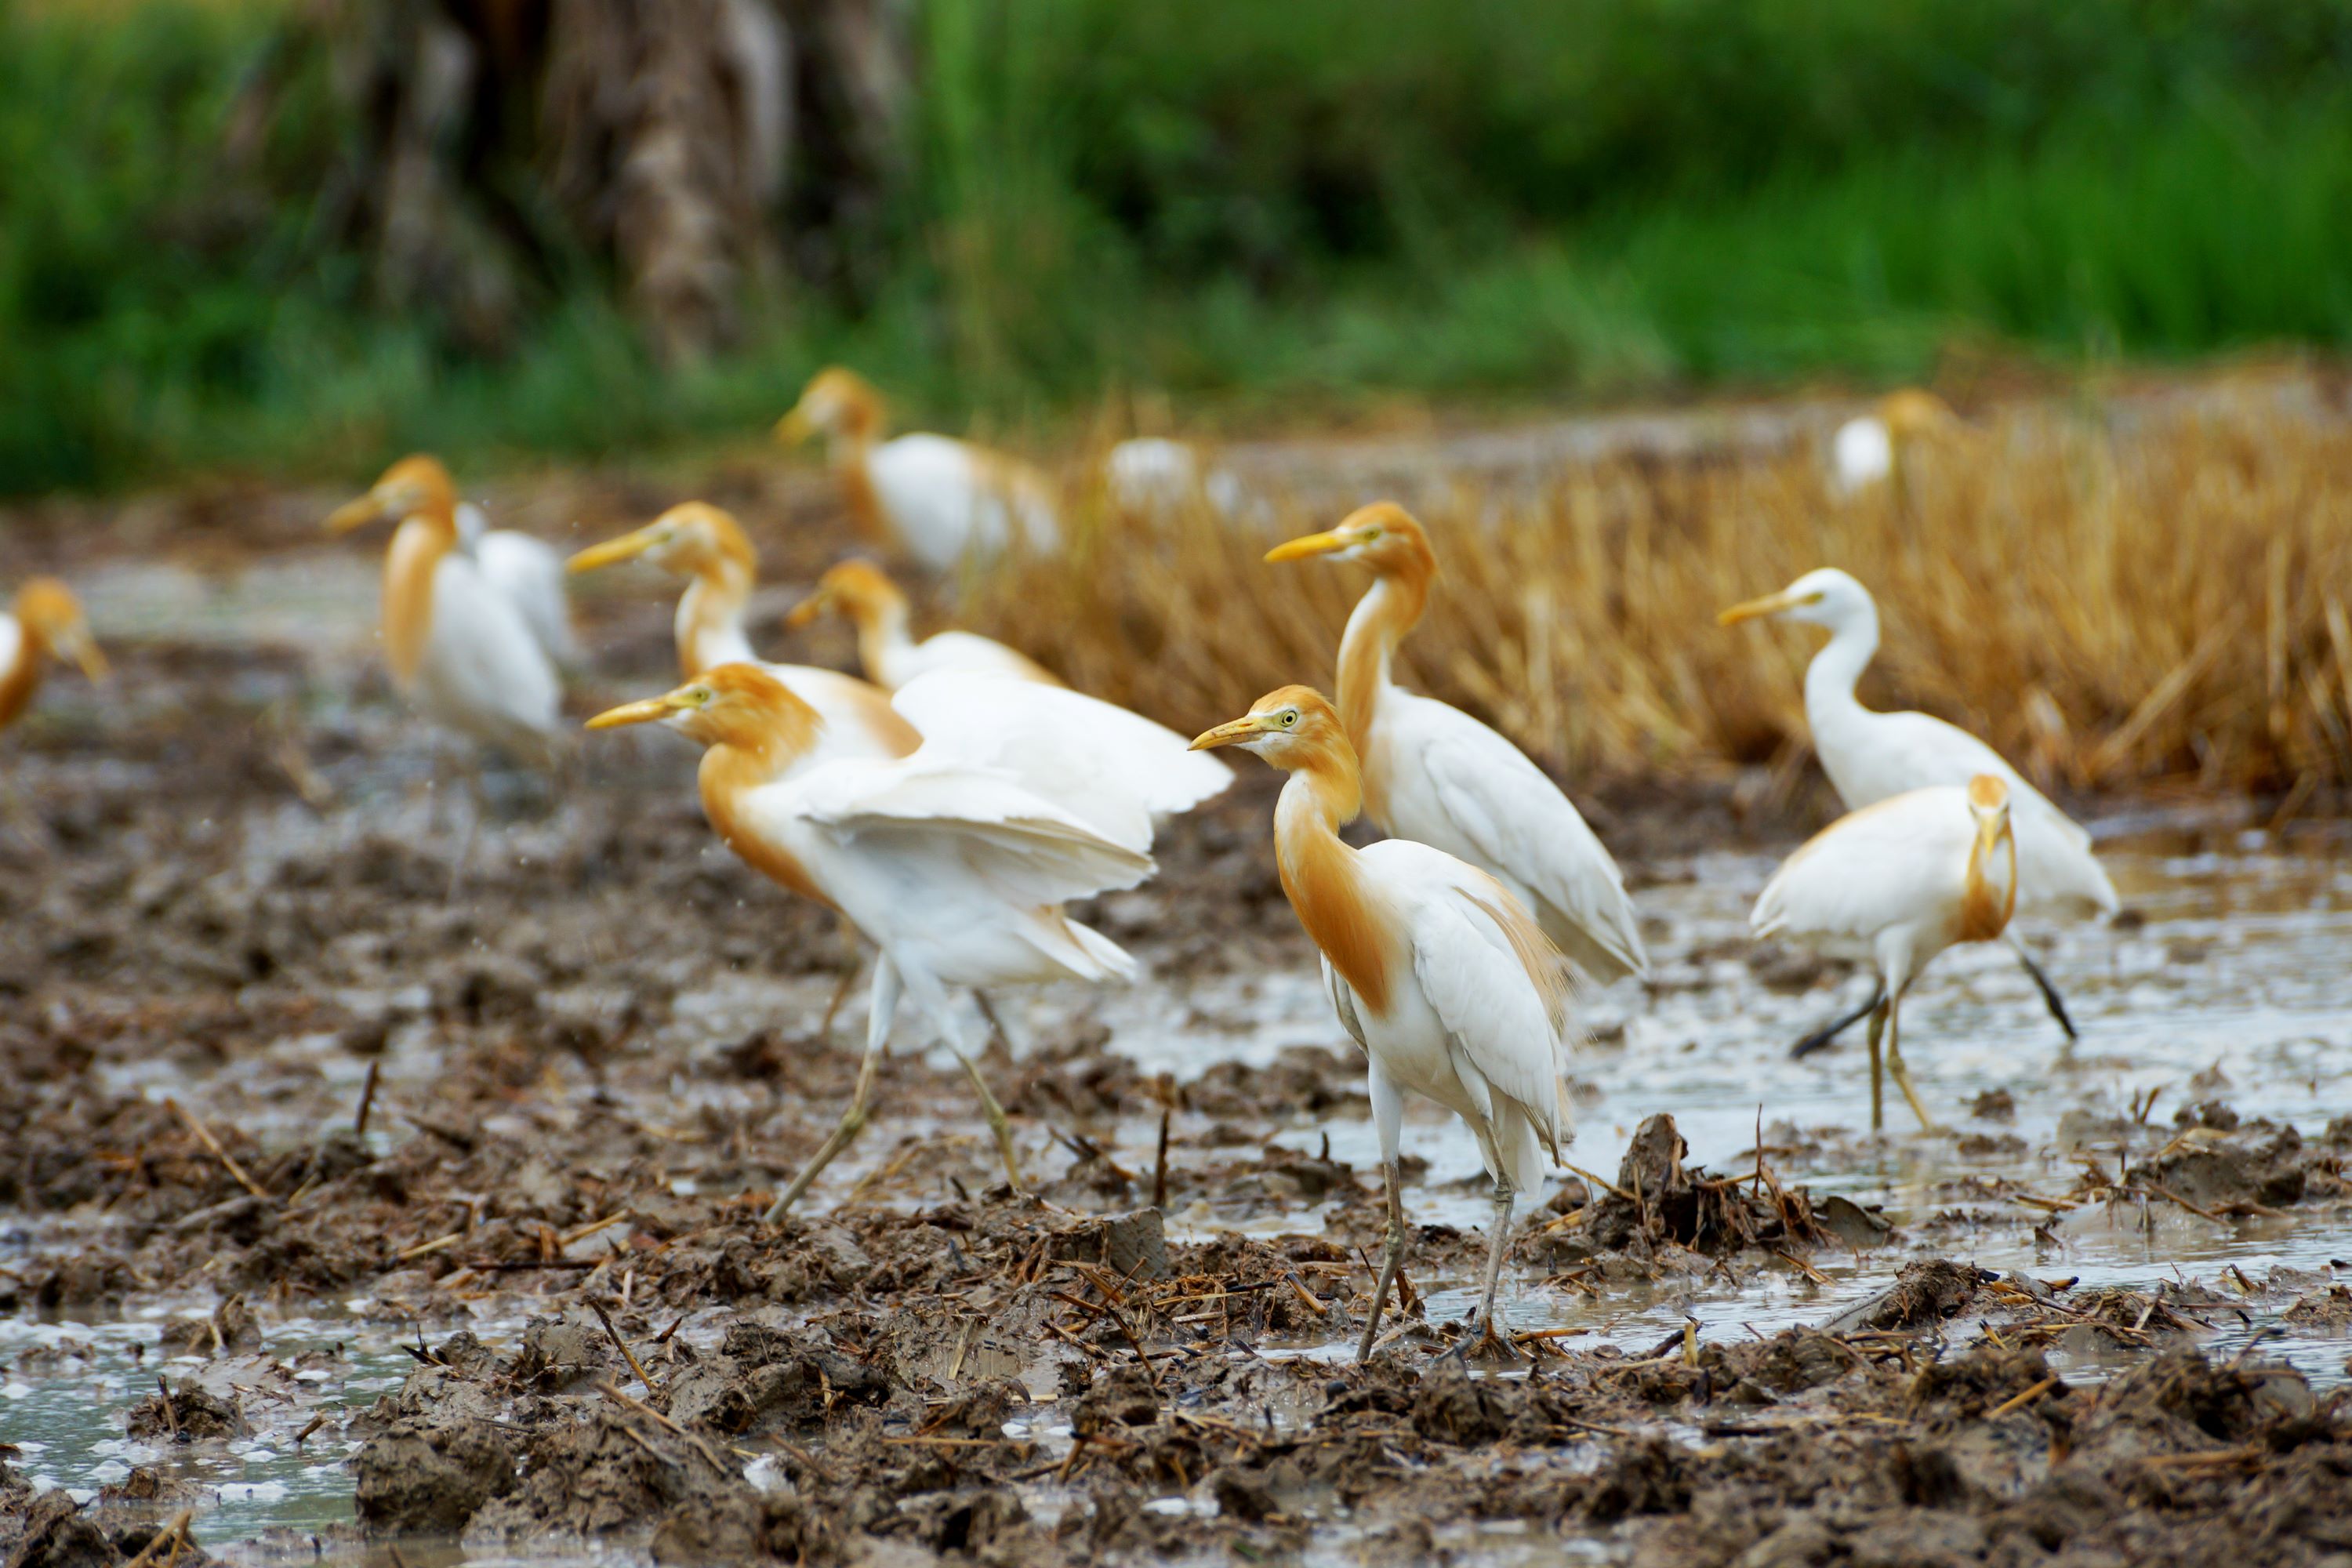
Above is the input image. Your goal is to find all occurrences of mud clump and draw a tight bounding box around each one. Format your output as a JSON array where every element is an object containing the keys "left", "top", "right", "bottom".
[
  {"left": 1574, "top": 1113, "right": 1829, "bottom": 1258},
  {"left": 352, "top": 1419, "right": 516, "bottom": 1534},
  {"left": 2129, "top": 1117, "right": 2312, "bottom": 1210},
  {"left": 1820, "top": 1258, "right": 1994, "bottom": 1333},
  {"left": 124, "top": 1379, "right": 249, "bottom": 1441}
]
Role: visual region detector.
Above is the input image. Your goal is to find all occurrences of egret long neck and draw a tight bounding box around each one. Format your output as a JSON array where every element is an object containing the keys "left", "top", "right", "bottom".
[
  {"left": 848, "top": 597, "right": 914, "bottom": 688},
  {"left": 383, "top": 511, "right": 457, "bottom": 686},
  {"left": 0, "top": 615, "right": 42, "bottom": 730},
  {"left": 1272, "top": 750, "right": 1397, "bottom": 1015},
  {"left": 695, "top": 702, "right": 833, "bottom": 909},
  {"left": 676, "top": 559, "right": 759, "bottom": 678},
  {"left": 824, "top": 432, "right": 889, "bottom": 543},
  {"left": 1335, "top": 557, "right": 1432, "bottom": 760},
  {"left": 1958, "top": 820, "right": 2019, "bottom": 942},
  {"left": 1801, "top": 602, "right": 1882, "bottom": 797}
]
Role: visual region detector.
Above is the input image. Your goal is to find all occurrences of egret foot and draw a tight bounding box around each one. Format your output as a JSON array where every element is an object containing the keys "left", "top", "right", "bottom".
[
  {"left": 1471, "top": 1180, "right": 1519, "bottom": 1359},
  {"left": 1356, "top": 1160, "right": 1407, "bottom": 1364},
  {"left": 1883, "top": 1015, "right": 1943, "bottom": 1134}
]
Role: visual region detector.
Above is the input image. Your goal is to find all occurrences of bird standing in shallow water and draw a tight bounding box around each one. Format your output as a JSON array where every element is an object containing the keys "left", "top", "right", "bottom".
[
  {"left": 1, "top": 578, "right": 107, "bottom": 738},
  {"left": 775, "top": 368, "right": 1060, "bottom": 572},
  {"left": 325, "top": 456, "right": 568, "bottom": 772},
  {"left": 1720, "top": 568, "right": 2115, "bottom": 1054},
  {"left": 1751, "top": 775, "right": 2020, "bottom": 1132},
  {"left": 1265, "top": 503, "right": 1649, "bottom": 986},
  {"left": 587, "top": 663, "right": 1156, "bottom": 1216},
  {"left": 787, "top": 558, "right": 1062, "bottom": 690},
  {"left": 1193, "top": 687, "right": 1577, "bottom": 1362}
]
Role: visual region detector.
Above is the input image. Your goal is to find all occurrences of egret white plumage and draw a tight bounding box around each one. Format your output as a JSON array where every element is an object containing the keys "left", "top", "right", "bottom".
[
  {"left": 325, "top": 456, "right": 567, "bottom": 770},
  {"left": 453, "top": 502, "right": 579, "bottom": 668},
  {"left": 1751, "top": 775, "right": 2019, "bottom": 1131},
  {"left": 1, "top": 578, "right": 108, "bottom": 736},
  {"left": 787, "top": 558, "right": 1063, "bottom": 690},
  {"left": 567, "top": 503, "right": 923, "bottom": 764},
  {"left": 1265, "top": 503, "right": 1649, "bottom": 985},
  {"left": 586, "top": 663, "right": 1156, "bottom": 1215},
  {"left": 1720, "top": 567, "right": 2115, "bottom": 1051},
  {"left": 1828, "top": 390, "right": 1961, "bottom": 498},
  {"left": 1192, "top": 688, "right": 1577, "bottom": 1362},
  {"left": 775, "top": 368, "right": 1059, "bottom": 571},
  {"left": 1104, "top": 437, "right": 1248, "bottom": 515}
]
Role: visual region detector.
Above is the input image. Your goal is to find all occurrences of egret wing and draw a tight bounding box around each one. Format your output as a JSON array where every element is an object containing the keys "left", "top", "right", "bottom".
[
  {"left": 475, "top": 531, "right": 581, "bottom": 667},
  {"left": 1390, "top": 695, "right": 1649, "bottom": 980},
  {"left": 1751, "top": 787, "right": 1969, "bottom": 941}
]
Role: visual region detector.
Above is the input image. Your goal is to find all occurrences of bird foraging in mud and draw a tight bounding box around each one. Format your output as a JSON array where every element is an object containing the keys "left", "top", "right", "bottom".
[
  {"left": 325, "top": 456, "right": 569, "bottom": 772},
  {"left": 586, "top": 664, "right": 1160, "bottom": 1216},
  {"left": 1720, "top": 568, "right": 2115, "bottom": 1057},
  {"left": 1265, "top": 503, "right": 1649, "bottom": 987},
  {"left": 1192, "top": 687, "right": 1577, "bottom": 1363},
  {"left": 1, "top": 577, "right": 108, "bottom": 736},
  {"left": 1751, "top": 775, "right": 2020, "bottom": 1133},
  {"left": 787, "top": 558, "right": 1062, "bottom": 691},
  {"left": 775, "top": 367, "right": 1060, "bottom": 572}
]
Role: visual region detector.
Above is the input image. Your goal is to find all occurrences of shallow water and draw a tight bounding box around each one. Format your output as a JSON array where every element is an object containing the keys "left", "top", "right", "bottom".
[{"left": 5, "top": 822, "right": 2349, "bottom": 1554}]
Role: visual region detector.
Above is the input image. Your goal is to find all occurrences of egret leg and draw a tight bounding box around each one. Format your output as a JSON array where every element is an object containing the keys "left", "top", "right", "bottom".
[
  {"left": 956, "top": 1051, "right": 1023, "bottom": 1192},
  {"left": 1472, "top": 1180, "right": 1521, "bottom": 1361},
  {"left": 1864, "top": 1002, "right": 1887, "bottom": 1133},
  {"left": 971, "top": 990, "right": 1016, "bottom": 1054},
  {"left": 1882, "top": 990, "right": 1943, "bottom": 1134},
  {"left": 2005, "top": 935, "right": 2078, "bottom": 1041},
  {"left": 1356, "top": 1160, "right": 1406, "bottom": 1365},
  {"left": 764, "top": 955, "right": 899, "bottom": 1223},
  {"left": 1790, "top": 980, "right": 1886, "bottom": 1060},
  {"left": 817, "top": 918, "right": 864, "bottom": 1041}
]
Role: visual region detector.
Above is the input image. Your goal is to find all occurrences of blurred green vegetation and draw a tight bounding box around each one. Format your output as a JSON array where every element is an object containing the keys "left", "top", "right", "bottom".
[{"left": 5, "top": 0, "right": 2352, "bottom": 495}]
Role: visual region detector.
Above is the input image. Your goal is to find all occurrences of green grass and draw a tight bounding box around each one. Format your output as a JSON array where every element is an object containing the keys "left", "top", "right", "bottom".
[{"left": 5, "top": 0, "right": 2352, "bottom": 495}]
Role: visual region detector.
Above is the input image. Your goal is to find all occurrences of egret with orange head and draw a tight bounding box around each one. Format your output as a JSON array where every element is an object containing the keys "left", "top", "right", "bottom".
[
  {"left": 586, "top": 663, "right": 1157, "bottom": 1216},
  {"left": 1, "top": 578, "right": 107, "bottom": 736},
  {"left": 1265, "top": 503, "right": 1648, "bottom": 986},
  {"left": 1193, "top": 687, "right": 1577, "bottom": 1361},
  {"left": 1751, "top": 775, "right": 2020, "bottom": 1132},
  {"left": 1829, "top": 389, "right": 1963, "bottom": 498},
  {"left": 325, "top": 456, "right": 568, "bottom": 769},
  {"left": 787, "top": 558, "right": 1062, "bottom": 691},
  {"left": 775, "top": 368, "right": 1060, "bottom": 571}
]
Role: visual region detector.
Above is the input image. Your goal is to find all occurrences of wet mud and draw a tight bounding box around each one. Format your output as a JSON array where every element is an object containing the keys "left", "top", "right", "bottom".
[{"left": 5, "top": 491, "right": 2352, "bottom": 1566}]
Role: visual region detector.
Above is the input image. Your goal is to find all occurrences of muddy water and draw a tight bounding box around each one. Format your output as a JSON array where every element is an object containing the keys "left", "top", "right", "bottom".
[{"left": 8, "top": 818, "right": 2347, "bottom": 1554}]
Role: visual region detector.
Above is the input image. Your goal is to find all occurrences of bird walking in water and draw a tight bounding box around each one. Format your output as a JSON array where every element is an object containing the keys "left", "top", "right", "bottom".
[
  {"left": 1265, "top": 503, "right": 1649, "bottom": 986},
  {"left": 775, "top": 368, "right": 1060, "bottom": 572},
  {"left": 568, "top": 503, "right": 922, "bottom": 763},
  {"left": 787, "top": 558, "right": 1063, "bottom": 690},
  {"left": 1192, "top": 687, "right": 1577, "bottom": 1362},
  {"left": 1720, "top": 568, "right": 2115, "bottom": 1054},
  {"left": 586, "top": 664, "right": 1156, "bottom": 1216},
  {"left": 1751, "top": 775, "right": 2020, "bottom": 1132},
  {"left": 325, "top": 456, "right": 569, "bottom": 772},
  {"left": 2, "top": 578, "right": 107, "bottom": 737}
]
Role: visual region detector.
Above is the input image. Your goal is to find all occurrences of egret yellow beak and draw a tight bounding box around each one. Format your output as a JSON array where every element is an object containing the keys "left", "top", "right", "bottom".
[
  {"left": 567, "top": 525, "right": 664, "bottom": 575},
  {"left": 1189, "top": 713, "right": 1273, "bottom": 751},
  {"left": 64, "top": 628, "right": 109, "bottom": 682},
  {"left": 324, "top": 492, "right": 388, "bottom": 535},
  {"left": 1717, "top": 588, "right": 1803, "bottom": 627},
  {"left": 783, "top": 588, "right": 832, "bottom": 629},
  {"left": 1263, "top": 529, "right": 1352, "bottom": 564},
  {"left": 586, "top": 691, "right": 696, "bottom": 731},
  {"left": 774, "top": 408, "right": 815, "bottom": 445}
]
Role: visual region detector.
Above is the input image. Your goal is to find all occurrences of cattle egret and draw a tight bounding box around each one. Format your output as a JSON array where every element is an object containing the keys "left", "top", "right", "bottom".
[
  {"left": 568, "top": 503, "right": 922, "bottom": 764},
  {"left": 587, "top": 664, "right": 1155, "bottom": 1214},
  {"left": 1751, "top": 776, "right": 2019, "bottom": 1131},
  {"left": 1265, "top": 503, "right": 1648, "bottom": 985},
  {"left": 1192, "top": 687, "right": 1577, "bottom": 1361},
  {"left": 787, "top": 558, "right": 1062, "bottom": 690},
  {"left": 453, "top": 502, "right": 579, "bottom": 668},
  {"left": 1720, "top": 568, "right": 2115, "bottom": 1051},
  {"left": 775, "top": 368, "right": 1059, "bottom": 571},
  {"left": 1829, "top": 390, "right": 1962, "bottom": 498},
  {"left": 0, "top": 578, "right": 107, "bottom": 735},
  {"left": 325, "top": 456, "right": 566, "bottom": 770}
]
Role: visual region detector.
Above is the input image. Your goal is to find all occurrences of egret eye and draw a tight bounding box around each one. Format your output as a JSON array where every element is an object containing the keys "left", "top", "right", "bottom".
[
  {"left": 1279, "top": 710, "right": 1298, "bottom": 728},
  {"left": 1359, "top": 528, "right": 1381, "bottom": 543}
]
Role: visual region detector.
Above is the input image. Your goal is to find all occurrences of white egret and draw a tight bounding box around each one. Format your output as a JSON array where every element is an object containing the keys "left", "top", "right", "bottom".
[
  {"left": 1192, "top": 687, "right": 1577, "bottom": 1361},
  {"left": 1828, "top": 390, "right": 1962, "bottom": 498},
  {"left": 1720, "top": 567, "right": 2115, "bottom": 1051},
  {"left": 775, "top": 368, "right": 1059, "bottom": 572},
  {"left": 325, "top": 456, "right": 566, "bottom": 770},
  {"left": 1, "top": 578, "right": 108, "bottom": 735},
  {"left": 1751, "top": 775, "right": 2019, "bottom": 1131},
  {"left": 587, "top": 663, "right": 1156, "bottom": 1215},
  {"left": 1265, "top": 503, "right": 1649, "bottom": 985},
  {"left": 453, "top": 501, "right": 579, "bottom": 668},
  {"left": 786, "top": 558, "right": 1062, "bottom": 690}
]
